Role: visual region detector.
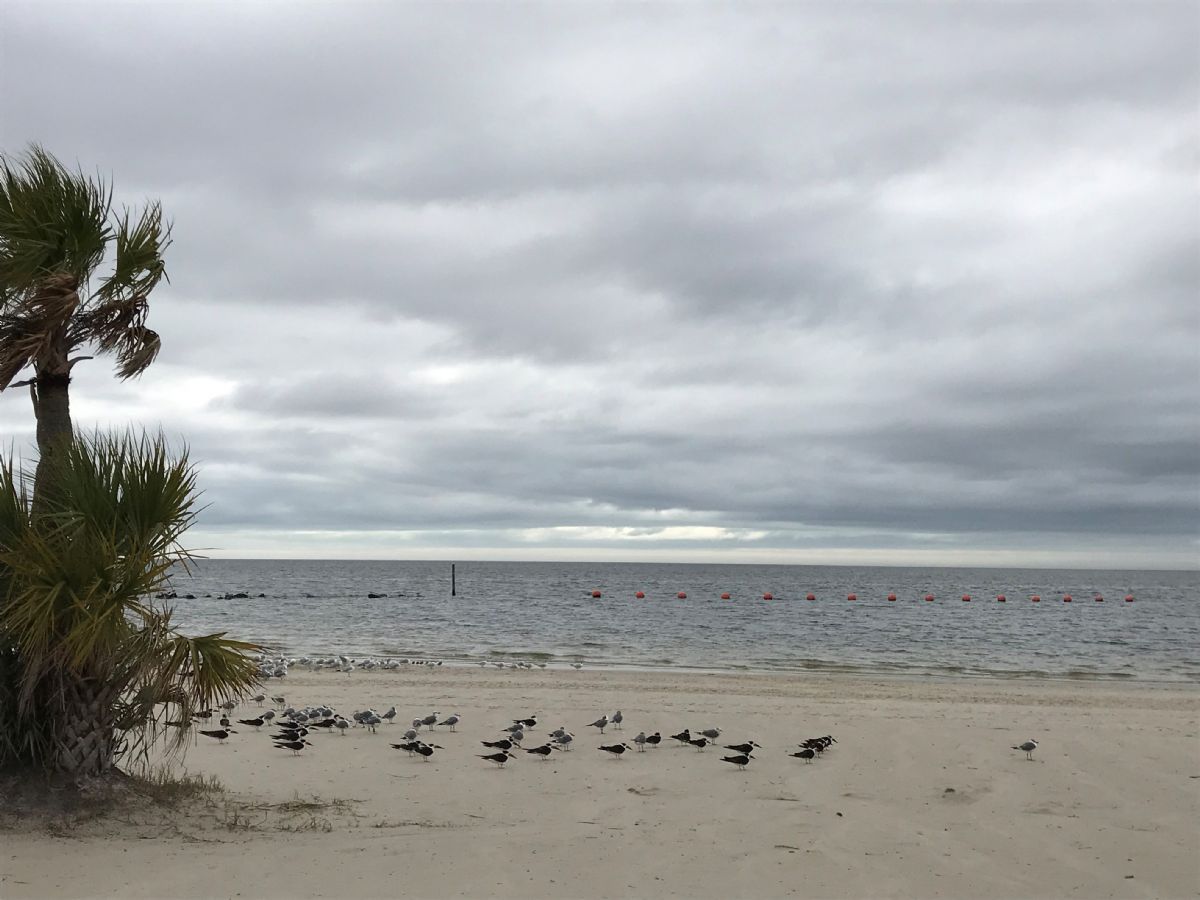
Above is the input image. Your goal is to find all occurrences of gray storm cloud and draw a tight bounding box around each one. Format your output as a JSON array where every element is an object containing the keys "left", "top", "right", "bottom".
[{"left": 1, "top": 2, "right": 1196, "bottom": 567}]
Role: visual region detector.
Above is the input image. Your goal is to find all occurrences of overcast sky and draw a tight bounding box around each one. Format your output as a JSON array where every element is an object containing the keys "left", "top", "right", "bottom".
[{"left": 1, "top": 2, "right": 1197, "bottom": 569}]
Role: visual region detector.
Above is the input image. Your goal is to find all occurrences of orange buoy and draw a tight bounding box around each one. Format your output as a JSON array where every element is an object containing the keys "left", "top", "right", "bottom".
[
  {"left": 887, "top": 593, "right": 897, "bottom": 601},
  {"left": 762, "top": 592, "right": 773, "bottom": 600},
  {"left": 1063, "top": 594, "right": 1073, "bottom": 603},
  {"left": 847, "top": 593, "right": 857, "bottom": 601},
  {"left": 1032, "top": 595, "right": 1041, "bottom": 603},
  {"left": 997, "top": 594, "right": 1006, "bottom": 602},
  {"left": 635, "top": 591, "right": 645, "bottom": 599},
  {"left": 962, "top": 594, "right": 971, "bottom": 602},
  {"left": 1125, "top": 594, "right": 1134, "bottom": 602},
  {"left": 924, "top": 594, "right": 935, "bottom": 602},
  {"left": 720, "top": 592, "right": 731, "bottom": 600},
  {"left": 805, "top": 593, "right": 816, "bottom": 601},
  {"left": 591, "top": 590, "right": 602, "bottom": 598},
  {"left": 677, "top": 592, "right": 687, "bottom": 599}
]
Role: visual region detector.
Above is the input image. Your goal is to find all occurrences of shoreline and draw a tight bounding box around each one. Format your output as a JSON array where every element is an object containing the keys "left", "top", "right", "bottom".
[{"left": 4, "top": 668, "right": 1198, "bottom": 899}]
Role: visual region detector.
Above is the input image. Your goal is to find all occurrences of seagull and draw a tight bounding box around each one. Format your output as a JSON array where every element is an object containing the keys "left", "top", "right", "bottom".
[
  {"left": 724, "top": 742, "right": 761, "bottom": 755},
  {"left": 480, "top": 751, "right": 514, "bottom": 767},
  {"left": 441, "top": 714, "right": 461, "bottom": 732},
  {"left": 611, "top": 710, "right": 623, "bottom": 730},
  {"left": 421, "top": 712, "right": 440, "bottom": 728},
  {"left": 588, "top": 715, "right": 609, "bottom": 734},
  {"left": 721, "top": 754, "right": 753, "bottom": 770},
  {"left": 698, "top": 727, "right": 721, "bottom": 741},
  {"left": 261, "top": 710, "right": 276, "bottom": 723},
  {"left": 503, "top": 723, "right": 525, "bottom": 735},
  {"left": 381, "top": 707, "right": 397, "bottom": 723},
  {"left": 599, "top": 743, "right": 631, "bottom": 758},
  {"left": 789, "top": 748, "right": 816, "bottom": 763},
  {"left": 633, "top": 731, "right": 648, "bottom": 751},
  {"left": 549, "top": 726, "right": 568, "bottom": 740},
  {"left": 524, "top": 743, "right": 555, "bottom": 760},
  {"left": 198, "top": 728, "right": 236, "bottom": 744},
  {"left": 552, "top": 733, "right": 574, "bottom": 751},
  {"left": 669, "top": 729, "right": 691, "bottom": 745},
  {"left": 334, "top": 718, "right": 350, "bottom": 735},
  {"left": 644, "top": 732, "right": 662, "bottom": 749},
  {"left": 1013, "top": 739, "right": 1039, "bottom": 760},
  {"left": 250, "top": 694, "right": 266, "bottom": 706},
  {"left": 271, "top": 696, "right": 286, "bottom": 708},
  {"left": 508, "top": 729, "right": 525, "bottom": 744}
]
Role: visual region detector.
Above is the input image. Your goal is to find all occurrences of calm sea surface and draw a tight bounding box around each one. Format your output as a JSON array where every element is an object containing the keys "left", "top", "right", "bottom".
[{"left": 164, "top": 561, "right": 1199, "bottom": 682}]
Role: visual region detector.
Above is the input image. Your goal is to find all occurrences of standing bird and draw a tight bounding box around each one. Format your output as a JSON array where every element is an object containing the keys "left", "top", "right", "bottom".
[
  {"left": 611, "top": 710, "right": 623, "bottom": 730},
  {"left": 199, "top": 728, "right": 236, "bottom": 744},
  {"left": 524, "top": 743, "right": 555, "bottom": 760},
  {"left": 669, "top": 729, "right": 691, "bottom": 745},
  {"left": 238, "top": 717, "right": 265, "bottom": 730},
  {"left": 632, "top": 731, "right": 648, "bottom": 751},
  {"left": 481, "top": 738, "right": 518, "bottom": 751},
  {"left": 441, "top": 714, "right": 461, "bottom": 732},
  {"left": 275, "top": 739, "right": 310, "bottom": 756},
  {"left": 724, "top": 742, "right": 761, "bottom": 755},
  {"left": 552, "top": 733, "right": 574, "bottom": 751},
  {"left": 514, "top": 715, "right": 538, "bottom": 729},
  {"left": 421, "top": 712, "right": 440, "bottom": 729},
  {"left": 721, "top": 754, "right": 753, "bottom": 770},
  {"left": 599, "top": 743, "right": 631, "bottom": 758},
  {"left": 644, "top": 732, "right": 662, "bottom": 749},
  {"left": 789, "top": 748, "right": 816, "bottom": 763},
  {"left": 480, "top": 751, "right": 514, "bottom": 767},
  {"left": 334, "top": 718, "right": 350, "bottom": 735},
  {"left": 687, "top": 737, "right": 709, "bottom": 751},
  {"left": 1013, "top": 739, "right": 1039, "bottom": 761},
  {"left": 588, "top": 715, "right": 609, "bottom": 734},
  {"left": 698, "top": 727, "right": 721, "bottom": 741},
  {"left": 250, "top": 694, "right": 266, "bottom": 706}
]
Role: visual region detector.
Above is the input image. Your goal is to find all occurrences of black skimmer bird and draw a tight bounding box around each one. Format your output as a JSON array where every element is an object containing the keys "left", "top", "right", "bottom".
[
  {"left": 218, "top": 716, "right": 232, "bottom": 729},
  {"left": 789, "top": 748, "right": 816, "bottom": 763},
  {"left": 669, "top": 729, "right": 691, "bottom": 745},
  {"left": 192, "top": 710, "right": 214, "bottom": 722},
  {"left": 610, "top": 710, "right": 623, "bottom": 730},
  {"left": 645, "top": 732, "right": 662, "bottom": 748},
  {"left": 513, "top": 715, "right": 538, "bottom": 729},
  {"left": 524, "top": 743, "right": 555, "bottom": 760},
  {"left": 599, "top": 743, "right": 631, "bottom": 758},
  {"left": 237, "top": 717, "right": 265, "bottom": 729},
  {"left": 480, "top": 751, "right": 514, "bottom": 767},
  {"left": 481, "top": 738, "right": 518, "bottom": 751},
  {"left": 588, "top": 715, "right": 609, "bottom": 734},
  {"left": 413, "top": 742, "right": 438, "bottom": 761},
  {"left": 1013, "top": 739, "right": 1039, "bottom": 760},
  {"left": 687, "top": 737, "right": 709, "bottom": 751},
  {"left": 721, "top": 753, "right": 753, "bottom": 770},
  {"left": 275, "top": 739, "right": 310, "bottom": 756},
  {"left": 724, "top": 742, "right": 761, "bottom": 755},
  {"left": 198, "top": 728, "right": 235, "bottom": 744}
]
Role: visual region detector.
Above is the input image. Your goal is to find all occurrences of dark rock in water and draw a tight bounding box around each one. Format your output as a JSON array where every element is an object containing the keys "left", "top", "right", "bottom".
[
  {"left": 156, "top": 591, "right": 178, "bottom": 600},
  {"left": 184, "top": 594, "right": 196, "bottom": 600},
  {"left": 224, "top": 591, "right": 250, "bottom": 600},
  {"left": 368, "top": 592, "right": 389, "bottom": 599},
  {"left": 257, "top": 593, "right": 266, "bottom": 598}
]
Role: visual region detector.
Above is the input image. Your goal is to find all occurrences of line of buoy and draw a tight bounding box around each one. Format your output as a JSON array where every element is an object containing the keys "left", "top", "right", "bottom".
[{"left": 596, "top": 591, "right": 1137, "bottom": 602}]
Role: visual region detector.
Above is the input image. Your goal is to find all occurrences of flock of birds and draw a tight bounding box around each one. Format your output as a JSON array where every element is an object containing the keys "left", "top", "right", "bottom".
[
  {"left": 254, "top": 654, "right": 588, "bottom": 679},
  {"left": 193, "top": 695, "right": 847, "bottom": 772}
]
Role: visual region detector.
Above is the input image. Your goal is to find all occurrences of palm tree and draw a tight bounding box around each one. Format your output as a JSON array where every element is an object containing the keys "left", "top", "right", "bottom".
[
  {"left": 0, "top": 144, "right": 169, "bottom": 483},
  {"left": 0, "top": 432, "right": 261, "bottom": 776}
]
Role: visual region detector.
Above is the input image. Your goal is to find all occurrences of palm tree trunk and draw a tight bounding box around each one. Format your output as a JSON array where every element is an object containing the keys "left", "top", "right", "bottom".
[
  {"left": 55, "top": 677, "right": 118, "bottom": 776},
  {"left": 31, "top": 371, "right": 73, "bottom": 507}
]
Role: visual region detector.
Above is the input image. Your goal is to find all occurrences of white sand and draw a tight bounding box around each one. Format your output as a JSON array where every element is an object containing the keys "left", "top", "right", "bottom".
[{"left": 3, "top": 667, "right": 1198, "bottom": 899}]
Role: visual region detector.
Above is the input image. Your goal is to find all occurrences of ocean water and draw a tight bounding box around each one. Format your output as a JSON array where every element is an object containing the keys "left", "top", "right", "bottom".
[{"left": 163, "top": 560, "right": 1200, "bottom": 682}]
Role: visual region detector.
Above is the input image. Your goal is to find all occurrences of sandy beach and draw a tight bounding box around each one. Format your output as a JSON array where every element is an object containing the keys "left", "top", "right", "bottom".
[{"left": 3, "top": 667, "right": 1197, "bottom": 900}]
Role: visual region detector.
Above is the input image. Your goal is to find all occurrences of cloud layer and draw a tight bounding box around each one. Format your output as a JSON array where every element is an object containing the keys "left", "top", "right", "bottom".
[{"left": 2, "top": 2, "right": 1197, "bottom": 567}]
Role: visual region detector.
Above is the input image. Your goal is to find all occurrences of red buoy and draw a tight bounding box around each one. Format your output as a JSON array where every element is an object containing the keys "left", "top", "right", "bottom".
[
  {"left": 677, "top": 592, "right": 687, "bottom": 599},
  {"left": 591, "top": 590, "right": 601, "bottom": 598},
  {"left": 887, "top": 593, "right": 897, "bottom": 601},
  {"left": 962, "top": 594, "right": 971, "bottom": 602},
  {"left": 635, "top": 591, "right": 645, "bottom": 599},
  {"left": 1063, "top": 594, "right": 1073, "bottom": 603},
  {"left": 1095, "top": 594, "right": 1103, "bottom": 602},
  {"left": 1032, "top": 595, "right": 1041, "bottom": 603},
  {"left": 847, "top": 593, "right": 857, "bottom": 601},
  {"left": 762, "top": 592, "right": 773, "bottom": 601},
  {"left": 1125, "top": 594, "right": 1134, "bottom": 602},
  {"left": 997, "top": 594, "right": 1006, "bottom": 602},
  {"left": 805, "top": 593, "right": 816, "bottom": 601},
  {"left": 924, "top": 594, "right": 935, "bottom": 602},
  {"left": 720, "top": 592, "right": 731, "bottom": 600}
]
